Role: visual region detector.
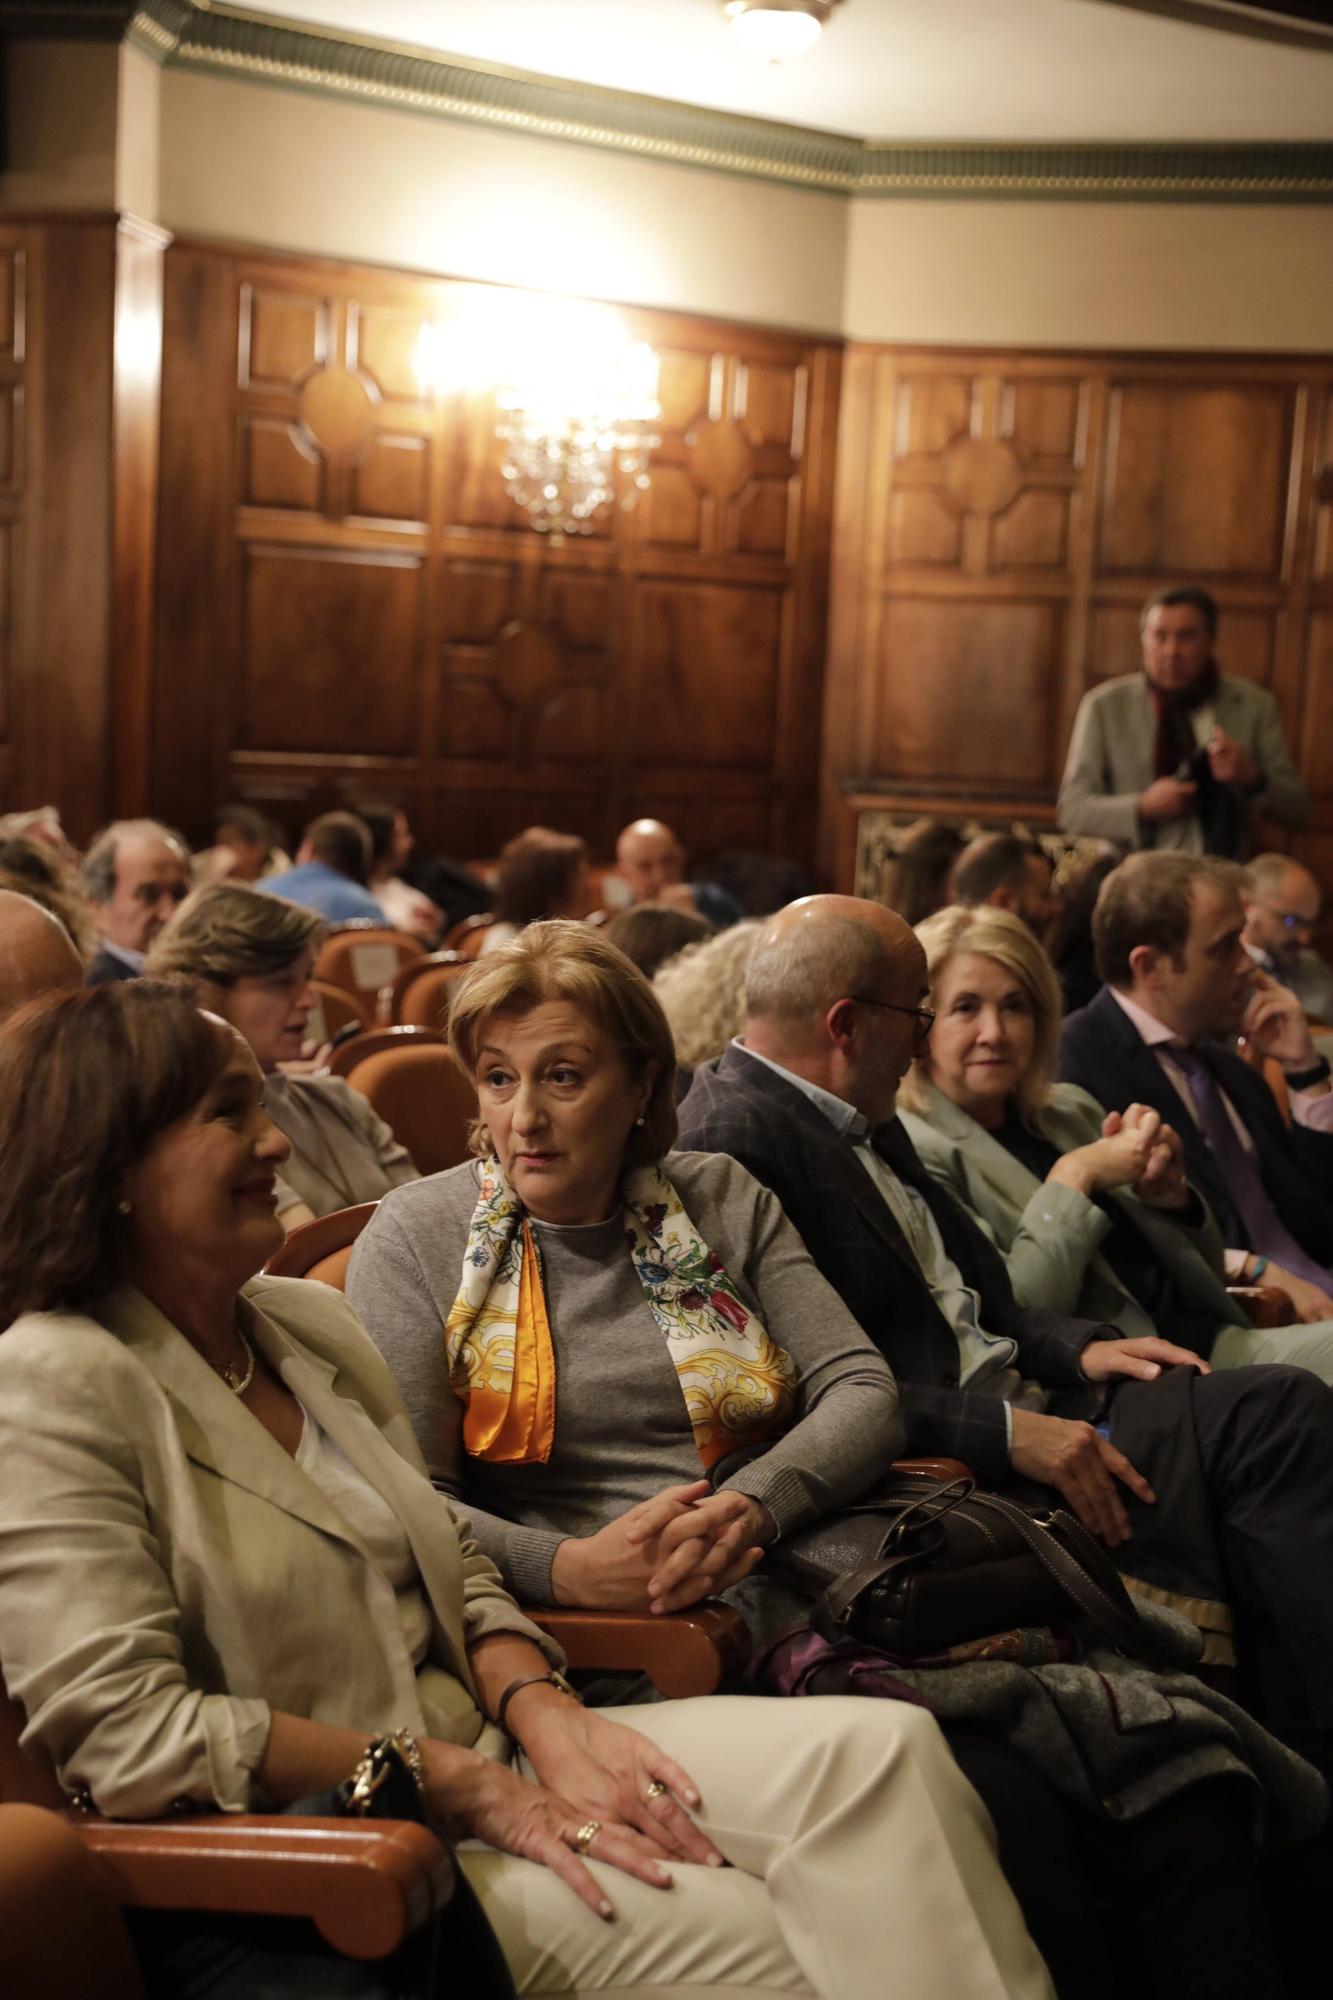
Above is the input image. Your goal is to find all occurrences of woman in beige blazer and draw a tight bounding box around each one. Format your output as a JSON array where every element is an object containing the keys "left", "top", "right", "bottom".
[{"left": 0, "top": 980, "right": 1050, "bottom": 2000}]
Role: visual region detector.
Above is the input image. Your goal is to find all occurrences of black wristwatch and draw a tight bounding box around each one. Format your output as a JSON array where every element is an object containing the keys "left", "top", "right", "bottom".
[{"left": 1283, "top": 1056, "right": 1331, "bottom": 1091}]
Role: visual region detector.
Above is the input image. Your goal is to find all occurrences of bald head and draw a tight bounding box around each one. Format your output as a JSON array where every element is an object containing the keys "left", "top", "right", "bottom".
[
  {"left": 616, "top": 819, "right": 685, "bottom": 904},
  {"left": 0, "top": 891, "right": 84, "bottom": 1020},
  {"left": 744, "top": 896, "right": 928, "bottom": 1123}
]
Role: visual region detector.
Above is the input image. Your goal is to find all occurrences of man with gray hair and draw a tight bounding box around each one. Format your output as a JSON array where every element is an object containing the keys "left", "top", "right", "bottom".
[
  {"left": 82, "top": 818, "right": 190, "bottom": 985},
  {"left": 1242, "top": 852, "right": 1333, "bottom": 1024},
  {"left": 679, "top": 893, "right": 1333, "bottom": 1781},
  {"left": 0, "top": 890, "right": 84, "bottom": 1018}
]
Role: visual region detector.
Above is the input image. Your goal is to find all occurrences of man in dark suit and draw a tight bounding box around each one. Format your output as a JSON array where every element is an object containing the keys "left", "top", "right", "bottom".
[
  {"left": 82, "top": 819, "right": 191, "bottom": 985},
  {"left": 678, "top": 893, "right": 1333, "bottom": 1775},
  {"left": 1060, "top": 852, "right": 1333, "bottom": 1326}
]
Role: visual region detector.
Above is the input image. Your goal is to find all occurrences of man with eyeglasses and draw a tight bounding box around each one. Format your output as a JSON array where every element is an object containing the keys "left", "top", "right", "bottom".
[
  {"left": 679, "top": 894, "right": 1333, "bottom": 1782},
  {"left": 1242, "top": 853, "right": 1333, "bottom": 1025}
]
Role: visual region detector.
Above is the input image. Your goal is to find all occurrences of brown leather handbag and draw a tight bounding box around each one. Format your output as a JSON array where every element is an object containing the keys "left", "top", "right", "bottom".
[{"left": 770, "top": 1467, "right": 1149, "bottom": 1659}]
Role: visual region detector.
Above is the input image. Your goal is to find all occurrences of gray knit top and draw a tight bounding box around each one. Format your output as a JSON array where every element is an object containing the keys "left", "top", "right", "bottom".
[{"left": 346, "top": 1151, "right": 903, "bottom": 1603}]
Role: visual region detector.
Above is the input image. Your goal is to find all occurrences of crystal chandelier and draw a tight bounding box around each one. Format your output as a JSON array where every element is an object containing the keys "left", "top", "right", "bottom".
[{"left": 494, "top": 301, "right": 660, "bottom": 542}]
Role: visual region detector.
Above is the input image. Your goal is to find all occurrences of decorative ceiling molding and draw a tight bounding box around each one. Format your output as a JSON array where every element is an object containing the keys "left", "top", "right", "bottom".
[
  {"left": 1095, "top": 1, "right": 1333, "bottom": 54},
  {"left": 4, "top": 1, "right": 1331, "bottom": 201}
]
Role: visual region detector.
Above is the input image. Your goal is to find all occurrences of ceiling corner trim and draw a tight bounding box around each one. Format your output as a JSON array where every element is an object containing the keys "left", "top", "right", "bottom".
[{"left": 105, "top": 2, "right": 1333, "bottom": 202}]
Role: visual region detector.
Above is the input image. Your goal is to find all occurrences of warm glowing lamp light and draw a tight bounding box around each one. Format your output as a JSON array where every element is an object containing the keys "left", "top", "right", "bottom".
[{"left": 721, "top": 1, "right": 840, "bottom": 61}]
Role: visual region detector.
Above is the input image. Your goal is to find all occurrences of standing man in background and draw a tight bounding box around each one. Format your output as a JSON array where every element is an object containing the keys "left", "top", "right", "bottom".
[{"left": 1058, "top": 587, "right": 1307, "bottom": 859}]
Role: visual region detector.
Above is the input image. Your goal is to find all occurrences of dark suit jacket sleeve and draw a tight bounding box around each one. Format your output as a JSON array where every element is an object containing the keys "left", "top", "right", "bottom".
[{"left": 680, "top": 1079, "right": 1100, "bottom": 1484}]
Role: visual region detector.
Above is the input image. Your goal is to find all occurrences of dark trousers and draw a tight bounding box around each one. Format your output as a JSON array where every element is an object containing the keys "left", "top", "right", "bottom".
[
  {"left": 945, "top": 1724, "right": 1328, "bottom": 2000},
  {"left": 1105, "top": 1362, "right": 1333, "bottom": 1772}
]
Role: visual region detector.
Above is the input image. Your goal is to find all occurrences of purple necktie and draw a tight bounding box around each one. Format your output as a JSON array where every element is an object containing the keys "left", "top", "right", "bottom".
[{"left": 1168, "top": 1044, "right": 1333, "bottom": 1289}]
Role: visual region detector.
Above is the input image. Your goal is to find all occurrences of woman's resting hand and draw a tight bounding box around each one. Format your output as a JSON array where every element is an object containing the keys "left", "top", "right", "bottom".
[
  {"left": 514, "top": 1700, "right": 723, "bottom": 1872},
  {"left": 423, "top": 1738, "right": 697, "bottom": 1919},
  {"left": 549, "top": 1480, "right": 765, "bottom": 1612}
]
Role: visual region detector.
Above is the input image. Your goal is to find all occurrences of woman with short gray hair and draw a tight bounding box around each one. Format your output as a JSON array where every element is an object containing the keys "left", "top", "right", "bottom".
[{"left": 148, "top": 882, "right": 418, "bottom": 1229}]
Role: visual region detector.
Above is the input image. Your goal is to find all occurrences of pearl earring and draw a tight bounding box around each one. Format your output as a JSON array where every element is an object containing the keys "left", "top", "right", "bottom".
[
  {"left": 634, "top": 1115, "right": 646, "bottom": 1128},
  {"left": 117, "top": 1199, "right": 132, "bottom": 1216}
]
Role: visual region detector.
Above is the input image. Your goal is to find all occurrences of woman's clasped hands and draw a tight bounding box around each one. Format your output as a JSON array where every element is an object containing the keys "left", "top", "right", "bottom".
[{"left": 549, "top": 1477, "right": 771, "bottom": 1614}]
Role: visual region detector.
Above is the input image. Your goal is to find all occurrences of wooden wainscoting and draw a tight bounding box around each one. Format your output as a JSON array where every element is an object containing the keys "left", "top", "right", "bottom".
[
  {"left": 149, "top": 240, "right": 841, "bottom": 872},
  {"left": 821, "top": 345, "right": 1333, "bottom": 897}
]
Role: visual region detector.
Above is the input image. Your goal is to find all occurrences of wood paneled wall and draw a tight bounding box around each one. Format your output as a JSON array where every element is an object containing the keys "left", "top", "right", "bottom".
[
  {"left": 150, "top": 240, "right": 841, "bottom": 867},
  {"left": 0, "top": 214, "right": 164, "bottom": 845},
  {"left": 821, "top": 346, "right": 1333, "bottom": 895}
]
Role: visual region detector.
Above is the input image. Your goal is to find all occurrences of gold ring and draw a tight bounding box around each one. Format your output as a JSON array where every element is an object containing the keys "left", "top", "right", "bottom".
[
  {"left": 645, "top": 1780, "right": 668, "bottom": 1801},
  {"left": 573, "top": 1820, "right": 601, "bottom": 1856}
]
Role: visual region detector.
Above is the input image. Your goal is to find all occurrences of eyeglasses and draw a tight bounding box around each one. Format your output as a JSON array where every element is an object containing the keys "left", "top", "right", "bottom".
[
  {"left": 1257, "top": 903, "right": 1316, "bottom": 934},
  {"left": 851, "top": 995, "right": 936, "bottom": 1047}
]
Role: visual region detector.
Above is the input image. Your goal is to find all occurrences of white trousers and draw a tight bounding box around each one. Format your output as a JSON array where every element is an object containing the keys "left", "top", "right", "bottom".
[
  {"left": 1211, "top": 1315, "right": 1333, "bottom": 1384},
  {"left": 459, "top": 1693, "right": 1053, "bottom": 2000}
]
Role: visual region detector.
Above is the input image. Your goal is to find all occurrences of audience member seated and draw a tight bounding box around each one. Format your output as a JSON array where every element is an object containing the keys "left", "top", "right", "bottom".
[
  {"left": 482, "top": 827, "right": 596, "bottom": 954},
  {"left": 1058, "top": 586, "right": 1308, "bottom": 859},
  {"left": 700, "top": 849, "right": 811, "bottom": 918},
  {"left": 652, "top": 917, "right": 763, "bottom": 1073},
  {"left": 193, "top": 802, "right": 290, "bottom": 887},
  {"left": 951, "top": 834, "right": 1058, "bottom": 940},
  {"left": 147, "top": 883, "right": 417, "bottom": 1229},
  {"left": 357, "top": 801, "right": 446, "bottom": 943},
  {"left": 615, "top": 819, "right": 742, "bottom": 930},
  {"left": 677, "top": 894, "right": 1333, "bottom": 1780},
  {"left": 1059, "top": 854, "right": 1333, "bottom": 1321},
  {"left": 0, "top": 804, "right": 78, "bottom": 866},
  {"left": 0, "top": 984, "right": 1050, "bottom": 2000},
  {"left": 262, "top": 811, "right": 386, "bottom": 924},
  {"left": 604, "top": 902, "right": 713, "bottom": 980},
  {"left": 877, "top": 818, "right": 966, "bottom": 927},
  {"left": 0, "top": 889, "right": 84, "bottom": 1018},
  {"left": 347, "top": 922, "right": 1324, "bottom": 2000},
  {"left": 0, "top": 835, "right": 96, "bottom": 962},
  {"left": 81, "top": 818, "right": 191, "bottom": 984},
  {"left": 1047, "top": 850, "right": 1118, "bottom": 1017},
  {"left": 1243, "top": 851, "right": 1333, "bottom": 1023},
  {"left": 897, "top": 903, "right": 1333, "bottom": 1387}
]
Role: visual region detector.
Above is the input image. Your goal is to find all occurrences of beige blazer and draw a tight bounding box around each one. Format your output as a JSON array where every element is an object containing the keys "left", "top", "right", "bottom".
[
  {"left": 1057, "top": 671, "right": 1308, "bottom": 850},
  {"left": 0, "top": 1276, "right": 559, "bottom": 1819}
]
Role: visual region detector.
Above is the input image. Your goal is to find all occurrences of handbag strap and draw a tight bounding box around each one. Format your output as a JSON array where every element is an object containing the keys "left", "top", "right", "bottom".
[{"left": 966, "top": 1493, "right": 1148, "bottom": 1655}]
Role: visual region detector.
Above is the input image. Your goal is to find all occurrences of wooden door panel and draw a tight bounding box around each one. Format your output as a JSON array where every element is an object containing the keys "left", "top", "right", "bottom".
[
  {"left": 871, "top": 598, "right": 1061, "bottom": 789},
  {"left": 239, "top": 285, "right": 331, "bottom": 392},
  {"left": 240, "top": 416, "right": 323, "bottom": 513},
  {"left": 894, "top": 375, "right": 975, "bottom": 460},
  {"left": 999, "top": 378, "right": 1085, "bottom": 467},
  {"left": 240, "top": 545, "right": 422, "bottom": 755},
  {"left": 348, "top": 434, "right": 429, "bottom": 525},
  {"left": 990, "top": 490, "right": 1071, "bottom": 572},
  {"left": 1099, "top": 383, "right": 1292, "bottom": 578},
  {"left": 631, "top": 580, "right": 783, "bottom": 770}
]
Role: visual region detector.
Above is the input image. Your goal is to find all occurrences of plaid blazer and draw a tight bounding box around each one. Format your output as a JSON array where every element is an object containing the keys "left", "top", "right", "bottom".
[
  {"left": 1060, "top": 986, "right": 1333, "bottom": 1270},
  {"left": 678, "top": 1044, "right": 1107, "bottom": 1482}
]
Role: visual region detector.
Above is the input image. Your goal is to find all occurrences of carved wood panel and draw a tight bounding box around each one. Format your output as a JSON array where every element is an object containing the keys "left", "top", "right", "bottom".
[
  {"left": 823, "top": 346, "right": 1333, "bottom": 901},
  {"left": 151, "top": 243, "right": 840, "bottom": 871}
]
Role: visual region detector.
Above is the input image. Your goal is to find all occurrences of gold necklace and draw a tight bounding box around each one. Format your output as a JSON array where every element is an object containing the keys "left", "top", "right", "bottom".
[{"left": 217, "top": 1328, "right": 256, "bottom": 1396}]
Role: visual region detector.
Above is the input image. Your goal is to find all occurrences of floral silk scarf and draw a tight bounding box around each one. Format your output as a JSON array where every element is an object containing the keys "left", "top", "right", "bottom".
[{"left": 445, "top": 1157, "right": 798, "bottom": 1467}]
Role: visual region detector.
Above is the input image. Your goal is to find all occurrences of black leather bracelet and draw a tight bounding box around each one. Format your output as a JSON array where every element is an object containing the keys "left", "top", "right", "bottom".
[
  {"left": 495, "top": 1670, "right": 579, "bottom": 1737},
  {"left": 1283, "top": 1056, "right": 1331, "bottom": 1091}
]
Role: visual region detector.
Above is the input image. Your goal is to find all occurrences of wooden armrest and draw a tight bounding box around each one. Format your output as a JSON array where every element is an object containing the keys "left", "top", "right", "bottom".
[
  {"left": 76, "top": 1815, "right": 452, "bottom": 1959},
  {"left": 531, "top": 1605, "right": 750, "bottom": 1697},
  {"left": 892, "top": 1457, "right": 972, "bottom": 1483},
  {"left": 1226, "top": 1284, "right": 1297, "bottom": 1330}
]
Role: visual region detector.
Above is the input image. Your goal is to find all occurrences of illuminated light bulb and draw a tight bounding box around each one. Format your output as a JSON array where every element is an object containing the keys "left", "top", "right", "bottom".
[{"left": 721, "top": 1, "right": 837, "bottom": 63}]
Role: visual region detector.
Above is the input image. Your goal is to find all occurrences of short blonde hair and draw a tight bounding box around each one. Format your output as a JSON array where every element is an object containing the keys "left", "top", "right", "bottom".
[
  {"left": 146, "top": 882, "right": 325, "bottom": 987},
  {"left": 899, "top": 904, "right": 1062, "bottom": 1126},
  {"left": 448, "top": 920, "right": 678, "bottom": 1167},
  {"left": 652, "top": 919, "right": 763, "bottom": 1069}
]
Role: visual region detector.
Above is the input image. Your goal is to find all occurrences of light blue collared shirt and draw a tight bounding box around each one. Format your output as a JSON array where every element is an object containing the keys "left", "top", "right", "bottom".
[{"left": 734, "top": 1042, "right": 1043, "bottom": 1437}]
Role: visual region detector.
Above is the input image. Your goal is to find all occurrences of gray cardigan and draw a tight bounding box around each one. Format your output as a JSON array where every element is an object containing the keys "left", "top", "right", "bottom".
[{"left": 347, "top": 1151, "right": 903, "bottom": 1603}]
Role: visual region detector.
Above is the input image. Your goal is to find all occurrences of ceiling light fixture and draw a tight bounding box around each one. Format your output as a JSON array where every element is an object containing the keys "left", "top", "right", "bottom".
[{"left": 720, "top": 0, "right": 842, "bottom": 62}]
